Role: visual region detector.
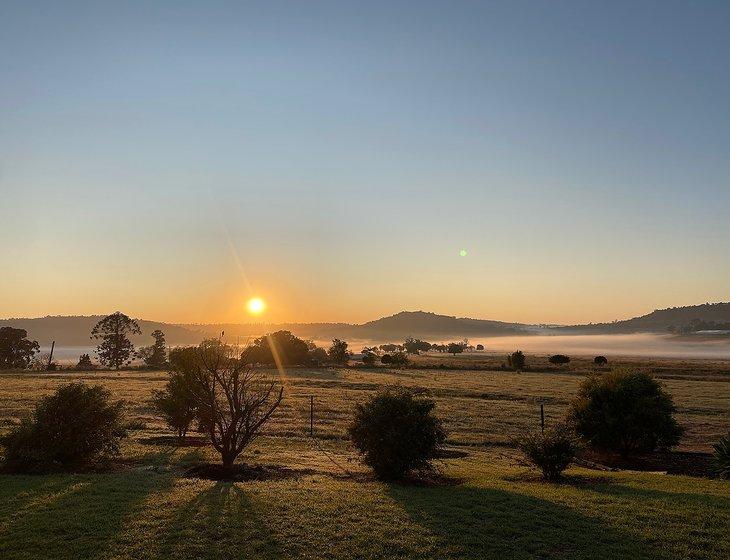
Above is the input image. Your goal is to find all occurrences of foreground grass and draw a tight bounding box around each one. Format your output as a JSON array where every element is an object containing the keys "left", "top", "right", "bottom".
[
  {"left": 1, "top": 364, "right": 728, "bottom": 558},
  {"left": 1, "top": 456, "right": 727, "bottom": 560}
]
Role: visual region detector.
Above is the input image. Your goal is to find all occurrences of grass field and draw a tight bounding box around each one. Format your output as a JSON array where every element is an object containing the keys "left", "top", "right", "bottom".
[{"left": 1, "top": 356, "right": 728, "bottom": 559}]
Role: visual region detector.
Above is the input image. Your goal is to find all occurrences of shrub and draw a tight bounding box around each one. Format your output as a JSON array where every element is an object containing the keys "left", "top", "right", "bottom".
[
  {"left": 76, "top": 353, "right": 94, "bottom": 370},
  {"left": 594, "top": 355, "right": 608, "bottom": 366},
  {"left": 507, "top": 350, "right": 526, "bottom": 370},
  {"left": 711, "top": 434, "right": 730, "bottom": 479},
  {"left": 241, "top": 330, "right": 310, "bottom": 366},
  {"left": 380, "top": 354, "right": 392, "bottom": 364},
  {"left": 568, "top": 369, "right": 683, "bottom": 456},
  {"left": 517, "top": 424, "right": 580, "bottom": 481},
  {"left": 308, "top": 346, "right": 328, "bottom": 365},
  {"left": 348, "top": 388, "right": 446, "bottom": 480},
  {"left": 362, "top": 350, "right": 377, "bottom": 366},
  {"left": 389, "top": 351, "right": 409, "bottom": 366},
  {"left": 152, "top": 373, "right": 197, "bottom": 442},
  {"left": 0, "top": 383, "right": 126, "bottom": 472},
  {"left": 328, "top": 339, "right": 351, "bottom": 365},
  {"left": 549, "top": 354, "right": 570, "bottom": 366}
]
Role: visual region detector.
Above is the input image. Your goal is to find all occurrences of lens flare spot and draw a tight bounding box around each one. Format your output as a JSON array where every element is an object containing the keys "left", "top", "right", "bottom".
[
  {"left": 246, "top": 297, "right": 266, "bottom": 315},
  {"left": 459, "top": 249, "right": 468, "bottom": 257}
]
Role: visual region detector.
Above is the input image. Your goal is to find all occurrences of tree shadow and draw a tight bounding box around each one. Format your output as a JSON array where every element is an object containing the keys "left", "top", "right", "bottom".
[
  {"left": 156, "top": 481, "right": 282, "bottom": 559},
  {"left": 387, "top": 483, "right": 667, "bottom": 560},
  {"left": 0, "top": 472, "right": 172, "bottom": 559},
  {"left": 579, "top": 481, "right": 730, "bottom": 511}
]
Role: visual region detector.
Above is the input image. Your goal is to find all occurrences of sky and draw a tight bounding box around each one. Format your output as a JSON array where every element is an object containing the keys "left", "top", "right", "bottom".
[{"left": 1, "top": 1, "right": 729, "bottom": 325}]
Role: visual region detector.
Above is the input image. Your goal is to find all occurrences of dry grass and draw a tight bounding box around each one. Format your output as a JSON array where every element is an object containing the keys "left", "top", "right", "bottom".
[
  {"left": 1, "top": 356, "right": 727, "bottom": 452},
  {"left": 0, "top": 357, "right": 729, "bottom": 560}
]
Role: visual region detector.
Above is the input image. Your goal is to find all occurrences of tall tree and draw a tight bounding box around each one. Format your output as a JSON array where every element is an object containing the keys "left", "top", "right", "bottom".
[
  {"left": 139, "top": 329, "right": 167, "bottom": 369},
  {"left": 328, "top": 339, "right": 351, "bottom": 365},
  {"left": 0, "top": 327, "right": 40, "bottom": 369},
  {"left": 90, "top": 312, "right": 141, "bottom": 369}
]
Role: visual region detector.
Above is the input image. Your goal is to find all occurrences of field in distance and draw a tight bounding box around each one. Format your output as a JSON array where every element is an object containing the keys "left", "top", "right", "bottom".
[{"left": 0, "top": 354, "right": 728, "bottom": 559}]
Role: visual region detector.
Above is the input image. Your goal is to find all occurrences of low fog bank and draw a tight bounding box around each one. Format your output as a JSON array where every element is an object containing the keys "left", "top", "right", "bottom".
[
  {"left": 328, "top": 333, "right": 730, "bottom": 360},
  {"left": 43, "top": 333, "right": 730, "bottom": 364},
  {"left": 468, "top": 333, "right": 730, "bottom": 359}
]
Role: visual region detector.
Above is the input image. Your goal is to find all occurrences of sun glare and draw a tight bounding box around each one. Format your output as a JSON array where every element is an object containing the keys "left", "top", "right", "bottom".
[{"left": 246, "top": 297, "right": 266, "bottom": 315}]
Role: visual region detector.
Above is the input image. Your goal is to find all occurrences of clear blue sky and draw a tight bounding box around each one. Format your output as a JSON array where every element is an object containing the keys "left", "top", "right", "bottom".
[{"left": 1, "top": 1, "right": 728, "bottom": 324}]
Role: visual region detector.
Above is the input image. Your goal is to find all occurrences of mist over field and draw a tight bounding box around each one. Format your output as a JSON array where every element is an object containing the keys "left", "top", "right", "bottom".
[{"left": 42, "top": 332, "right": 730, "bottom": 364}]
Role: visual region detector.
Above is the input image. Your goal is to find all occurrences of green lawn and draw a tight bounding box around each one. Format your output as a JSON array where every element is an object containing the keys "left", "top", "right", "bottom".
[
  {"left": 1, "top": 452, "right": 728, "bottom": 560},
  {"left": 1, "top": 366, "right": 728, "bottom": 559}
]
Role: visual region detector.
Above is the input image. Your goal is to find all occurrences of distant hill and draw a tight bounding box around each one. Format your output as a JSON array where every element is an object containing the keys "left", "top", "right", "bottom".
[
  {"left": 557, "top": 303, "right": 730, "bottom": 334},
  {"left": 2, "top": 303, "right": 729, "bottom": 347},
  {"left": 0, "top": 316, "right": 206, "bottom": 347},
  {"left": 352, "top": 311, "right": 524, "bottom": 338}
]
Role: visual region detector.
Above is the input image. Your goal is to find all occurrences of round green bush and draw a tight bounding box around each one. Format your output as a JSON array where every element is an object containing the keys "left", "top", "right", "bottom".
[
  {"left": 348, "top": 388, "right": 446, "bottom": 480},
  {"left": 0, "top": 383, "right": 126, "bottom": 472},
  {"left": 517, "top": 424, "right": 580, "bottom": 480},
  {"left": 568, "top": 369, "right": 683, "bottom": 456}
]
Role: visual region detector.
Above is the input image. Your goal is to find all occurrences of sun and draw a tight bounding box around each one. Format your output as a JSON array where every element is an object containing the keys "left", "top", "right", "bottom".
[{"left": 246, "top": 297, "right": 266, "bottom": 315}]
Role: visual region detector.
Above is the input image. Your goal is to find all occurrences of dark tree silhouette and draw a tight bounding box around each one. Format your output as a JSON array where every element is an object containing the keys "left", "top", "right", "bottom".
[
  {"left": 549, "top": 354, "right": 571, "bottom": 366},
  {"left": 182, "top": 340, "right": 284, "bottom": 468},
  {"left": 476, "top": 344, "right": 485, "bottom": 351},
  {"left": 0, "top": 327, "right": 40, "bottom": 369},
  {"left": 138, "top": 329, "right": 167, "bottom": 369},
  {"left": 76, "top": 353, "right": 94, "bottom": 370},
  {"left": 91, "top": 312, "right": 141, "bottom": 369},
  {"left": 328, "top": 339, "right": 351, "bottom": 365},
  {"left": 447, "top": 342, "right": 464, "bottom": 355},
  {"left": 594, "top": 355, "right": 608, "bottom": 366},
  {"left": 508, "top": 350, "right": 526, "bottom": 370},
  {"left": 403, "top": 337, "right": 432, "bottom": 355},
  {"left": 241, "top": 330, "right": 311, "bottom": 366}
]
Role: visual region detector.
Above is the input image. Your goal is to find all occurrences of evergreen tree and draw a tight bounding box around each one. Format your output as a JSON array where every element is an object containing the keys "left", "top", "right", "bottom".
[{"left": 90, "top": 312, "right": 141, "bottom": 369}]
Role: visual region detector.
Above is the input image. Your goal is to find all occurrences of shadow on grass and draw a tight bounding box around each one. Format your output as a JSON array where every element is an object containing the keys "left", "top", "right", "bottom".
[
  {"left": 157, "top": 481, "right": 282, "bottom": 560},
  {"left": 580, "top": 481, "right": 730, "bottom": 509},
  {"left": 0, "top": 472, "right": 172, "bottom": 560},
  {"left": 387, "top": 483, "right": 666, "bottom": 560}
]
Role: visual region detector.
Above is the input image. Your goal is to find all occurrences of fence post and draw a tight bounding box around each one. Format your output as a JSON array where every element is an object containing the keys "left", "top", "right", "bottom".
[
  {"left": 540, "top": 403, "right": 545, "bottom": 433},
  {"left": 47, "top": 341, "right": 55, "bottom": 371}
]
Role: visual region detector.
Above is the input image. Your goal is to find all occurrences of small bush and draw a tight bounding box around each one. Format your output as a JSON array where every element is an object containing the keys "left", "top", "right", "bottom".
[
  {"left": 568, "top": 369, "right": 683, "bottom": 456},
  {"left": 507, "top": 350, "right": 526, "bottom": 370},
  {"left": 594, "top": 356, "right": 608, "bottom": 366},
  {"left": 152, "top": 373, "right": 197, "bottom": 442},
  {"left": 517, "top": 424, "right": 579, "bottom": 480},
  {"left": 389, "top": 351, "right": 409, "bottom": 366},
  {"left": 549, "top": 354, "right": 570, "bottom": 366},
  {"left": 76, "top": 353, "right": 94, "bottom": 370},
  {"left": 711, "top": 434, "right": 730, "bottom": 479},
  {"left": 0, "top": 383, "right": 126, "bottom": 472},
  {"left": 348, "top": 388, "right": 446, "bottom": 480},
  {"left": 380, "top": 354, "right": 392, "bottom": 364}
]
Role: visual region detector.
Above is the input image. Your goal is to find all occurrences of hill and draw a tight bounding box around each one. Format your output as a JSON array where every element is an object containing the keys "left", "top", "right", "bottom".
[
  {"left": 353, "top": 311, "right": 524, "bottom": 338},
  {"left": 0, "top": 316, "right": 206, "bottom": 347},
  {"left": 557, "top": 303, "right": 730, "bottom": 334},
  {"left": 3, "top": 303, "right": 729, "bottom": 347}
]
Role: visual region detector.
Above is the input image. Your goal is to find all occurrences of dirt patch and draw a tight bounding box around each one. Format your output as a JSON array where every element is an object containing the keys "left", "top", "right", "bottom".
[
  {"left": 580, "top": 449, "right": 714, "bottom": 477},
  {"left": 184, "top": 463, "right": 319, "bottom": 481}
]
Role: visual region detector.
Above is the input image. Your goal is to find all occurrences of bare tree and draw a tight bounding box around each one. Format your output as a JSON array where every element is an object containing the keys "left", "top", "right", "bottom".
[{"left": 187, "top": 340, "right": 284, "bottom": 468}]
